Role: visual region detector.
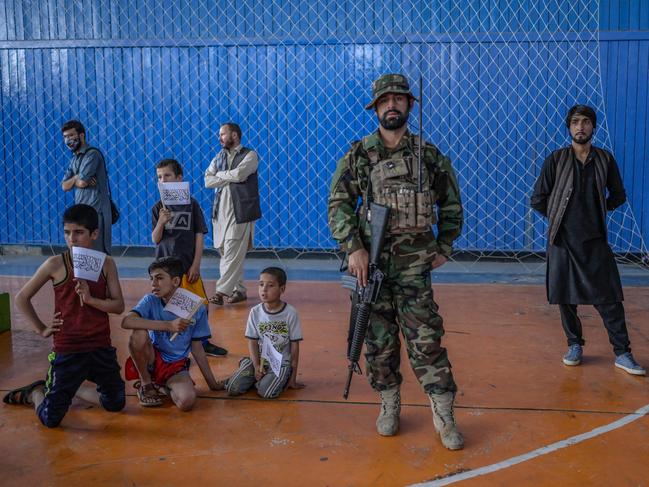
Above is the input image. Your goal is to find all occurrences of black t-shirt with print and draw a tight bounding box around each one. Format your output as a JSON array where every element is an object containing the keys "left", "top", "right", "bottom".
[{"left": 152, "top": 198, "right": 208, "bottom": 274}]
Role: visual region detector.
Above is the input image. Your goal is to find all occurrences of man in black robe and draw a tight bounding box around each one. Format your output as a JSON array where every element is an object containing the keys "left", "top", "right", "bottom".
[{"left": 531, "top": 104, "right": 645, "bottom": 375}]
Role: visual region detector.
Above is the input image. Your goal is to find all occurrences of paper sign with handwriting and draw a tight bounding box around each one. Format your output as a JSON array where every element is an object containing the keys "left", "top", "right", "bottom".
[
  {"left": 164, "top": 287, "right": 203, "bottom": 319},
  {"left": 72, "top": 246, "right": 106, "bottom": 282},
  {"left": 158, "top": 182, "right": 190, "bottom": 206},
  {"left": 261, "top": 338, "right": 283, "bottom": 377}
]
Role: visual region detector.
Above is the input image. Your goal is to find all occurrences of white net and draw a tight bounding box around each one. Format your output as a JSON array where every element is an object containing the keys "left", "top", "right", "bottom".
[{"left": 1, "top": 0, "right": 647, "bottom": 264}]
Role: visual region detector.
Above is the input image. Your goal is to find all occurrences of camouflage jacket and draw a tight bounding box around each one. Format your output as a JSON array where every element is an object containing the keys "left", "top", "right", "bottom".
[{"left": 327, "top": 130, "right": 463, "bottom": 257}]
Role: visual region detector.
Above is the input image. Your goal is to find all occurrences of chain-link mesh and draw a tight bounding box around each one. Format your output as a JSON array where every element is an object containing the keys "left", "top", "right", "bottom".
[{"left": 0, "top": 0, "right": 647, "bottom": 263}]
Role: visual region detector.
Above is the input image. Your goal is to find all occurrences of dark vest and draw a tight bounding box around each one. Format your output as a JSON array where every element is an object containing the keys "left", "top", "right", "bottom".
[
  {"left": 211, "top": 147, "right": 262, "bottom": 223},
  {"left": 546, "top": 147, "right": 610, "bottom": 245}
]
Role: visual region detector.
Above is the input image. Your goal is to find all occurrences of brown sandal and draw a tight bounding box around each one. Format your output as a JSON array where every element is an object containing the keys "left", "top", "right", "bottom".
[
  {"left": 135, "top": 381, "right": 163, "bottom": 407},
  {"left": 227, "top": 291, "right": 247, "bottom": 304},
  {"left": 3, "top": 380, "right": 45, "bottom": 405},
  {"left": 208, "top": 292, "right": 225, "bottom": 305}
]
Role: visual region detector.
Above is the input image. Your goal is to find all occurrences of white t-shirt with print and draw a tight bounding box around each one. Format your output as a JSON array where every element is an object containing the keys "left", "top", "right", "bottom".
[{"left": 245, "top": 302, "right": 303, "bottom": 365}]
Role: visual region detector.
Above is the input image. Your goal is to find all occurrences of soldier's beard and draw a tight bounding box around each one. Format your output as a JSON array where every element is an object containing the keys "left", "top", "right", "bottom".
[{"left": 380, "top": 110, "right": 409, "bottom": 130}]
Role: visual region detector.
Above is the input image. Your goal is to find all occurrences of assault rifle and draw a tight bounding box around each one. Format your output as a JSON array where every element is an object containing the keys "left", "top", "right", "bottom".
[{"left": 341, "top": 202, "right": 390, "bottom": 400}]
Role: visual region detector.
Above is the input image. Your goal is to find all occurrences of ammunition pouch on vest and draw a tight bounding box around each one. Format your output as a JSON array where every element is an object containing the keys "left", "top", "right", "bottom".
[{"left": 363, "top": 136, "right": 437, "bottom": 234}]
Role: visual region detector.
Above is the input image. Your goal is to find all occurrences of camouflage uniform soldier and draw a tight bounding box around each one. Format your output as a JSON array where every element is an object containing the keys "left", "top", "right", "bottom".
[{"left": 328, "top": 74, "right": 464, "bottom": 450}]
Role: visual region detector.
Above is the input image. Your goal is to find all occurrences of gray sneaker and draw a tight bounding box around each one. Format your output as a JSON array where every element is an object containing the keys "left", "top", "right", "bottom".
[
  {"left": 615, "top": 352, "right": 646, "bottom": 376},
  {"left": 563, "top": 344, "right": 583, "bottom": 366}
]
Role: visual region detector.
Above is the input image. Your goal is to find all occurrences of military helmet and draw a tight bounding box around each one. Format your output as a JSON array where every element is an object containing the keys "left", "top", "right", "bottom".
[{"left": 365, "top": 73, "right": 418, "bottom": 110}]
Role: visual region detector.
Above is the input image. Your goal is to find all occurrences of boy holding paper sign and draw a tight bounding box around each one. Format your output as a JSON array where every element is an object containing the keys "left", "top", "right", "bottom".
[
  {"left": 152, "top": 158, "right": 228, "bottom": 357},
  {"left": 121, "top": 257, "right": 221, "bottom": 409},
  {"left": 221, "top": 267, "right": 304, "bottom": 399},
  {"left": 6, "top": 204, "right": 125, "bottom": 427}
]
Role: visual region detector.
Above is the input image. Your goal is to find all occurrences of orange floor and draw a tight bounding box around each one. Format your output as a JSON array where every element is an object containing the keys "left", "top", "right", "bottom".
[{"left": 1, "top": 277, "right": 648, "bottom": 486}]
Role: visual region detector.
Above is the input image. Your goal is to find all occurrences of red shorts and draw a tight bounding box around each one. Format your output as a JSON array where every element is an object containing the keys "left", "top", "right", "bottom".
[{"left": 125, "top": 348, "right": 190, "bottom": 387}]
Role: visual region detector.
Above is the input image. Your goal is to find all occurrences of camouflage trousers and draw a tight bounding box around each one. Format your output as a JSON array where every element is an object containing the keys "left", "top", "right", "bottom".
[{"left": 363, "top": 236, "right": 456, "bottom": 394}]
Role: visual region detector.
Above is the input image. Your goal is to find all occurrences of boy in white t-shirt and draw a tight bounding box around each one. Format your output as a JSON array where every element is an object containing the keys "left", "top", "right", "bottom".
[{"left": 222, "top": 267, "right": 304, "bottom": 398}]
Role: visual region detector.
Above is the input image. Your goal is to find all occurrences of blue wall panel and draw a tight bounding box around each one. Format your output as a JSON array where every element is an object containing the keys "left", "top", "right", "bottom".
[
  {"left": 4, "top": 0, "right": 641, "bottom": 42},
  {"left": 1, "top": 0, "right": 648, "bottom": 252},
  {"left": 600, "top": 0, "right": 649, "bottom": 31}
]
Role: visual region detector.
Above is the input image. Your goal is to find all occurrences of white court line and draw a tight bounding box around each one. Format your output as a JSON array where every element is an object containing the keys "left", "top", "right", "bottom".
[{"left": 410, "top": 403, "right": 649, "bottom": 487}]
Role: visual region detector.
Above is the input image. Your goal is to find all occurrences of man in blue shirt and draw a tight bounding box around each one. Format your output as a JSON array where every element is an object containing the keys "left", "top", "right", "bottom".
[{"left": 61, "top": 120, "right": 113, "bottom": 254}]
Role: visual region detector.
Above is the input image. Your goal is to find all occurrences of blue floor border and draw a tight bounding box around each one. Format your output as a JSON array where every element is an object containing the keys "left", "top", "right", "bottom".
[{"left": 2, "top": 254, "right": 649, "bottom": 286}]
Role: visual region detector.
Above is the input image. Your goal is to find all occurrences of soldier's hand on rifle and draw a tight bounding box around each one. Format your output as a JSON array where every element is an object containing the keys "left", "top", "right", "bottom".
[
  {"left": 431, "top": 253, "right": 448, "bottom": 269},
  {"left": 348, "top": 248, "right": 369, "bottom": 287}
]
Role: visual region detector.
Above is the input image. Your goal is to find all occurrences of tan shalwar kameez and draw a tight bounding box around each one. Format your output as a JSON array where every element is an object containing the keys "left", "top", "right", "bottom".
[{"left": 204, "top": 145, "right": 259, "bottom": 296}]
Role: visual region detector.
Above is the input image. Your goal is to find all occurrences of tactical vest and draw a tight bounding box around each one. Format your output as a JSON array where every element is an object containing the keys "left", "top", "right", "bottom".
[{"left": 362, "top": 135, "right": 437, "bottom": 234}]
